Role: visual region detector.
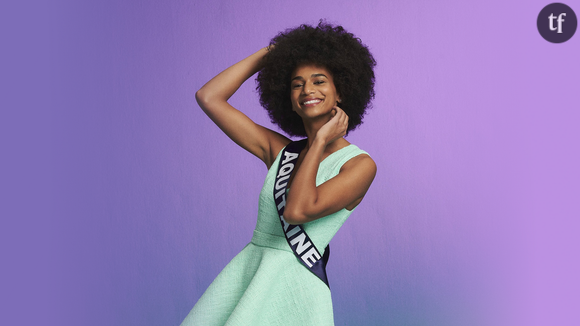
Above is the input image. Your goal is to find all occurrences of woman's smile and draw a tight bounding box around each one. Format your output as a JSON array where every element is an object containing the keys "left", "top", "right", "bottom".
[
  {"left": 301, "top": 97, "right": 323, "bottom": 107},
  {"left": 290, "top": 64, "right": 339, "bottom": 118}
]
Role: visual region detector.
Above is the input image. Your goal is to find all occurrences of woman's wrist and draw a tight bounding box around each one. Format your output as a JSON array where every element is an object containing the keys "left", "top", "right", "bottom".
[{"left": 311, "top": 137, "right": 328, "bottom": 153}]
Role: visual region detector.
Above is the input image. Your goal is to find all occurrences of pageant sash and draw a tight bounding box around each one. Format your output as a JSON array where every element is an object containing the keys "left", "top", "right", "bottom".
[{"left": 273, "top": 139, "right": 330, "bottom": 287}]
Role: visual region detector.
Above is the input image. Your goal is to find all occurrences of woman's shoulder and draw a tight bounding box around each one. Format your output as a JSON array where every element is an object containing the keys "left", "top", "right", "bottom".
[{"left": 336, "top": 143, "right": 376, "bottom": 174}]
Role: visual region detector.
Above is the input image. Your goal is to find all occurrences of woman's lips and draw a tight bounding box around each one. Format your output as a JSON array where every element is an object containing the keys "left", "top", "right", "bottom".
[{"left": 301, "top": 99, "right": 322, "bottom": 107}]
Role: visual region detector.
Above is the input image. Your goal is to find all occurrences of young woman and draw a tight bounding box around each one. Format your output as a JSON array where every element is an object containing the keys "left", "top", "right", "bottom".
[{"left": 181, "top": 22, "right": 377, "bottom": 326}]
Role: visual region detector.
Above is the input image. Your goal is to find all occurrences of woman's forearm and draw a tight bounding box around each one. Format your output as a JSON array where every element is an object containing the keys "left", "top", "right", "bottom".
[
  {"left": 284, "top": 107, "right": 350, "bottom": 224},
  {"left": 285, "top": 138, "right": 327, "bottom": 223},
  {"left": 194, "top": 47, "right": 285, "bottom": 167}
]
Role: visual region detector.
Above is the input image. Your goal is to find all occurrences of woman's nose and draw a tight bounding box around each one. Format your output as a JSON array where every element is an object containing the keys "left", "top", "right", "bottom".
[{"left": 303, "top": 82, "right": 315, "bottom": 95}]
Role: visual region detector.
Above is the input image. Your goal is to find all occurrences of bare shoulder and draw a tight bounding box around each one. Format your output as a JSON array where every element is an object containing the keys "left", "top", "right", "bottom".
[
  {"left": 341, "top": 152, "right": 376, "bottom": 171},
  {"left": 339, "top": 153, "right": 377, "bottom": 182}
]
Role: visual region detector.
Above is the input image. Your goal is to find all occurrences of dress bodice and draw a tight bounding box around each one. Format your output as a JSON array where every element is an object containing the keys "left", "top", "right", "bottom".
[{"left": 254, "top": 143, "right": 369, "bottom": 251}]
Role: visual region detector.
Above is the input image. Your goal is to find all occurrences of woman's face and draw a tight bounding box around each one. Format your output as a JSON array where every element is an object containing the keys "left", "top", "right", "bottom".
[{"left": 290, "top": 64, "right": 340, "bottom": 121}]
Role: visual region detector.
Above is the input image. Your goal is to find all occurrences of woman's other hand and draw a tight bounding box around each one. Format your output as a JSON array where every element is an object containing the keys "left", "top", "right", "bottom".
[{"left": 316, "top": 106, "right": 348, "bottom": 145}]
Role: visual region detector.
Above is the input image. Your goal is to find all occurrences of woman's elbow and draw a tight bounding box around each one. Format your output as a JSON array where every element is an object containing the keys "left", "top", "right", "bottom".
[
  {"left": 283, "top": 208, "right": 309, "bottom": 225},
  {"left": 195, "top": 89, "right": 210, "bottom": 107}
]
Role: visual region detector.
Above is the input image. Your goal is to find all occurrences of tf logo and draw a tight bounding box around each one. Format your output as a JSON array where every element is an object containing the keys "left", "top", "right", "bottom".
[{"left": 537, "top": 3, "right": 577, "bottom": 43}]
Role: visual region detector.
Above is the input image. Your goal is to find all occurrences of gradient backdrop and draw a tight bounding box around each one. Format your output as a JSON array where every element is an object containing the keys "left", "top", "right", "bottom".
[{"left": 2, "top": 0, "right": 579, "bottom": 325}]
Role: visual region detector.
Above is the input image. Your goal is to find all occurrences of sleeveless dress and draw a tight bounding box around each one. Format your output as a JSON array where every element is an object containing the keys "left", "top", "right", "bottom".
[{"left": 181, "top": 144, "right": 369, "bottom": 326}]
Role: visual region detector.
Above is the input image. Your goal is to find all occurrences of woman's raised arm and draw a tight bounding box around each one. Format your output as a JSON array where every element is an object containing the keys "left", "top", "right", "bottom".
[
  {"left": 195, "top": 48, "right": 289, "bottom": 168},
  {"left": 284, "top": 108, "right": 377, "bottom": 224}
]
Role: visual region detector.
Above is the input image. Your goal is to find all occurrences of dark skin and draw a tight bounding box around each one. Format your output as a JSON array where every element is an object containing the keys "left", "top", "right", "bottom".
[{"left": 196, "top": 48, "right": 376, "bottom": 224}]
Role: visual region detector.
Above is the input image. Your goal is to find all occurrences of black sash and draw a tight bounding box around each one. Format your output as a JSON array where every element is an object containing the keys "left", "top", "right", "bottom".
[{"left": 273, "top": 139, "right": 330, "bottom": 287}]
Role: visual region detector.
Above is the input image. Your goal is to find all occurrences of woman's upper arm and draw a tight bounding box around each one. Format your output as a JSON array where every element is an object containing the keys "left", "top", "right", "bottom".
[
  {"left": 195, "top": 90, "right": 289, "bottom": 167},
  {"left": 287, "top": 154, "right": 377, "bottom": 223}
]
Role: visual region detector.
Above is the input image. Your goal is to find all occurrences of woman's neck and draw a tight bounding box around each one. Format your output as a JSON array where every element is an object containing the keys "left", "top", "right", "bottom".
[
  {"left": 301, "top": 115, "right": 349, "bottom": 153},
  {"left": 303, "top": 129, "right": 349, "bottom": 156}
]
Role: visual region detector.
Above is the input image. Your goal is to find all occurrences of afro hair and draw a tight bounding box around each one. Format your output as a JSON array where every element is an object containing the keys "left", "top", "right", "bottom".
[{"left": 256, "top": 21, "right": 376, "bottom": 137}]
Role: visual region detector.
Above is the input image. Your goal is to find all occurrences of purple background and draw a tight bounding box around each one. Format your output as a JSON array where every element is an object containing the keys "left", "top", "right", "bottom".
[{"left": 2, "top": 0, "right": 579, "bottom": 325}]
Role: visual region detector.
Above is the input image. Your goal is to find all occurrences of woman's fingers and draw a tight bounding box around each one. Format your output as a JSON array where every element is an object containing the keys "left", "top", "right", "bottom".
[
  {"left": 334, "top": 106, "right": 348, "bottom": 130},
  {"left": 330, "top": 106, "right": 348, "bottom": 137},
  {"left": 317, "top": 106, "right": 349, "bottom": 144}
]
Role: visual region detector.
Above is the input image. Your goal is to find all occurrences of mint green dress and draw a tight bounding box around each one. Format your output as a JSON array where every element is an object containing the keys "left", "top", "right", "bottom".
[{"left": 181, "top": 144, "right": 368, "bottom": 326}]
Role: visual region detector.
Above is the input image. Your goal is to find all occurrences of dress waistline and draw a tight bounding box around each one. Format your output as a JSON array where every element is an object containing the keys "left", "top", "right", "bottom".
[{"left": 250, "top": 229, "right": 292, "bottom": 252}]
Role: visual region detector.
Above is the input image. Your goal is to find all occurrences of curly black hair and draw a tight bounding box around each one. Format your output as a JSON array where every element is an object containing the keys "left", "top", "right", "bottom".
[{"left": 256, "top": 21, "right": 376, "bottom": 137}]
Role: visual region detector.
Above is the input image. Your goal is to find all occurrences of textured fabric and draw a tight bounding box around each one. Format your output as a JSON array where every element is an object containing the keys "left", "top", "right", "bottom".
[{"left": 181, "top": 144, "right": 368, "bottom": 326}]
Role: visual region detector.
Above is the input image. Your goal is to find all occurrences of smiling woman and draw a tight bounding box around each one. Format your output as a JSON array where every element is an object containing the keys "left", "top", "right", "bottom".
[
  {"left": 181, "top": 21, "right": 377, "bottom": 326},
  {"left": 258, "top": 22, "right": 376, "bottom": 138},
  {"left": 290, "top": 65, "right": 340, "bottom": 121}
]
